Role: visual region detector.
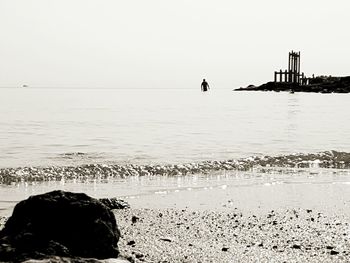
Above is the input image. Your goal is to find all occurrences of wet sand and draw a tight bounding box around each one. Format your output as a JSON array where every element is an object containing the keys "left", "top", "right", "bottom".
[{"left": 116, "top": 208, "right": 350, "bottom": 263}]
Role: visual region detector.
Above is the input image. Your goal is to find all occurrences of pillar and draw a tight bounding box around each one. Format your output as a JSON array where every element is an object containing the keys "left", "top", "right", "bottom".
[{"left": 280, "top": 69, "right": 282, "bottom": 82}]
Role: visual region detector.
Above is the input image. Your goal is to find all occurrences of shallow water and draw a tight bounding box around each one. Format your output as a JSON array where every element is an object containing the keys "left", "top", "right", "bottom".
[
  {"left": 1, "top": 168, "right": 350, "bottom": 217},
  {"left": 0, "top": 88, "right": 349, "bottom": 167}
]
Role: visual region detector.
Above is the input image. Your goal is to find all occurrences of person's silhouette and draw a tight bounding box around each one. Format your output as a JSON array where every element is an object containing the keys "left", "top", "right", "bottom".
[{"left": 201, "top": 79, "right": 210, "bottom": 92}]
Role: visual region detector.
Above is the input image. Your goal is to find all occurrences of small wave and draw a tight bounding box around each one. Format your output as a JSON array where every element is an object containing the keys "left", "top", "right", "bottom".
[
  {"left": 0, "top": 151, "right": 349, "bottom": 184},
  {"left": 250, "top": 151, "right": 350, "bottom": 169},
  {"left": 59, "top": 152, "right": 86, "bottom": 158},
  {"left": 53, "top": 152, "right": 107, "bottom": 161}
]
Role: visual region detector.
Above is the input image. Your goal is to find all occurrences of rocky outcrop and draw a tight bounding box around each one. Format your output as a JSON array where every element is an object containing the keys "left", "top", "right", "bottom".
[
  {"left": 22, "top": 257, "right": 130, "bottom": 262},
  {"left": 0, "top": 191, "right": 121, "bottom": 262},
  {"left": 235, "top": 76, "right": 350, "bottom": 93}
]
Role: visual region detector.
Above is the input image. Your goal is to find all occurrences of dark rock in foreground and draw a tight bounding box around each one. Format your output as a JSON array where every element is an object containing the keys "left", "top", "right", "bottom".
[
  {"left": 21, "top": 256, "right": 130, "bottom": 262},
  {"left": 235, "top": 76, "right": 350, "bottom": 93},
  {"left": 0, "top": 190, "right": 120, "bottom": 262}
]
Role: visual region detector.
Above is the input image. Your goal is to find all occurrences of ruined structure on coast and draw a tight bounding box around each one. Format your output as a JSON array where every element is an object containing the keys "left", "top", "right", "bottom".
[
  {"left": 274, "top": 51, "right": 309, "bottom": 86},
  {"left": 235, "top": 51, "right": 350, "bottom": 93}
]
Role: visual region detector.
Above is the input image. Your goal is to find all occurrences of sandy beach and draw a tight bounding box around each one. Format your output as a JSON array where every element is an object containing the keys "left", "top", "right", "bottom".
[{"left": 115, "top": 208, "right": 350, "bottom": 262}]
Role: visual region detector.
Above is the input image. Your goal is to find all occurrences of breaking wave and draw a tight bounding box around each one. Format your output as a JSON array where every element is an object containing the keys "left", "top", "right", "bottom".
[{"left": 0, "top": 151, "right": 349, "bottom": 184}]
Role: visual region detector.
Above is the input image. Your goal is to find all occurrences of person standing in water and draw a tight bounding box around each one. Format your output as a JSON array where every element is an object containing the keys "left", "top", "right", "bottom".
[{"left": 201, "top": 79, "right": 210, "bottom": 92}]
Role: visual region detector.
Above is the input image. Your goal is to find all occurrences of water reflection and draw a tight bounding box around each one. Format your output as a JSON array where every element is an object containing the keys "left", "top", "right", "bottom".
[{"left": 286, "top": 93, "right": 300, "bottom": 134}]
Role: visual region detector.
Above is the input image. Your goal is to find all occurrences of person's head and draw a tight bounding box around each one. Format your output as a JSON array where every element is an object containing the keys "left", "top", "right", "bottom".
[{"left": 203, "top": 79, "right": 206, "bottom": 82}]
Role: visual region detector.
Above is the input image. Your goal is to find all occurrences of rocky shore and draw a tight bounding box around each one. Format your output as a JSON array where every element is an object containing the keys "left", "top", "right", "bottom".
[
  {"left": 1, "top": 151, "right": 349, "bottom": 184},
  {"left": 235, "top": 76, "right": 350, "bottom": 93}
]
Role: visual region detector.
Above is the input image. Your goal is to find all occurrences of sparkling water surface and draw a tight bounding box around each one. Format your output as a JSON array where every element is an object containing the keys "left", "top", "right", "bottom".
[{"left": 1, "top": 168, "right": 350, "bottom": 217}]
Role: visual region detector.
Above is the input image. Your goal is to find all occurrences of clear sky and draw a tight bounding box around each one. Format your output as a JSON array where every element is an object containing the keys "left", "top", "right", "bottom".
[{"left": 0, "top": 0, "right": 349, "bottom": 89}]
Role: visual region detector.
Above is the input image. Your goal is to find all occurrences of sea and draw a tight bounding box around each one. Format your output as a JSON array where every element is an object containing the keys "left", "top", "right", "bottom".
[{"left": 0, "top": 88, "right": 350, "bottom": 216}]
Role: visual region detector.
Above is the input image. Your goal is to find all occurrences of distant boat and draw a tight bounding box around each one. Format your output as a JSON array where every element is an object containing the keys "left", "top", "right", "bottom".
[{"left": 22, "top": 84, "right": 28, "bottom": 88}]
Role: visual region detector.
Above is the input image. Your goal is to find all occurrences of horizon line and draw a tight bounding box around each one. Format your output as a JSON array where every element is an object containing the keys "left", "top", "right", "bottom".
[{"left": 0, "top": 86, "right": 234, "bottom": 90}]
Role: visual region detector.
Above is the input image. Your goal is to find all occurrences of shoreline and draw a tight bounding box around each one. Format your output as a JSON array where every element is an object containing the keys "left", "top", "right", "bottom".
[{"left": 1, "top": 151, "right": 349, "bottom": 185}]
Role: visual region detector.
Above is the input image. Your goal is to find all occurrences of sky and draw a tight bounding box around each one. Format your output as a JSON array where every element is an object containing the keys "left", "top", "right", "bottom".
[{"left": 0, "top": 0, "right": 349, "bottom": 89}]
